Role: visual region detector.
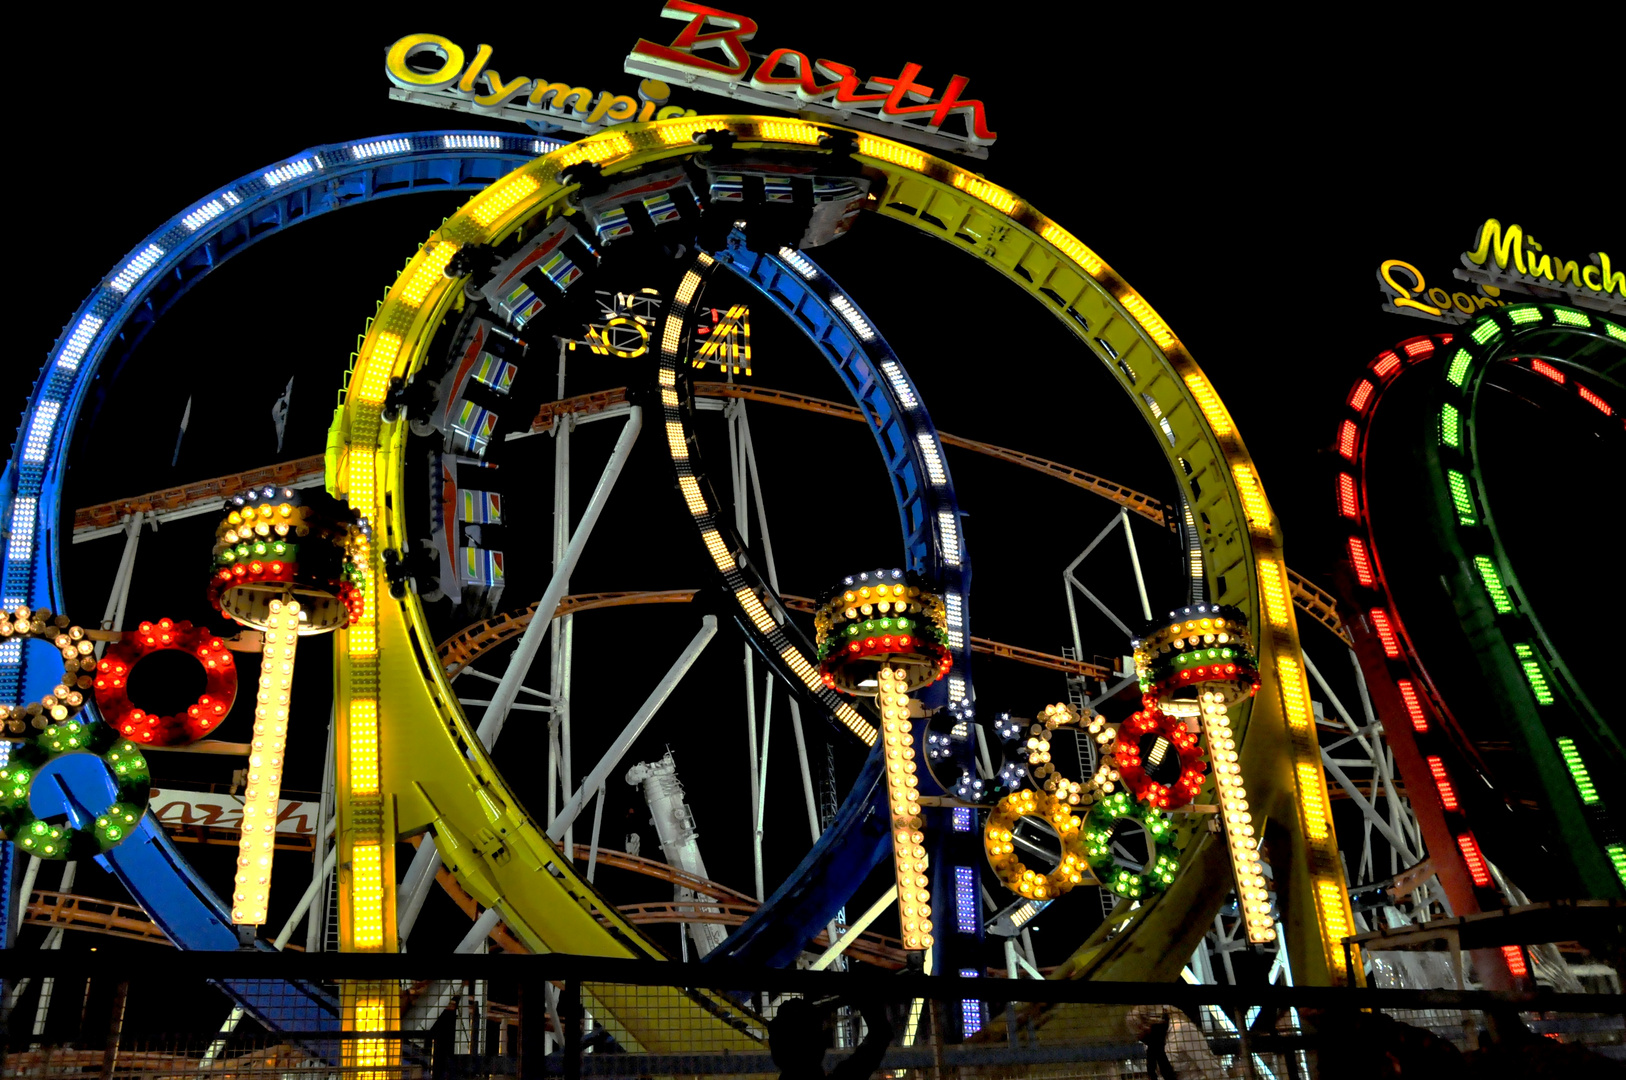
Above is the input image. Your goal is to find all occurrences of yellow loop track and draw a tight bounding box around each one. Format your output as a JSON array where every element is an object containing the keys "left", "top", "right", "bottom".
[{"left": 326, "top": 116, "right": 1356, "bottom": 1029}]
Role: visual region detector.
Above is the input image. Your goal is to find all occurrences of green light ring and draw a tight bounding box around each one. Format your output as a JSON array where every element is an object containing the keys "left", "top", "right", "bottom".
[
  {"left": 0, "top": 720, "right": 151, "bottom": 859},
  {"left": 1418, "top": 303, "right": 1625, "bottom": 894},
  {"left": 1082, "top": 789, "right": 1181, "bottom": 899}
]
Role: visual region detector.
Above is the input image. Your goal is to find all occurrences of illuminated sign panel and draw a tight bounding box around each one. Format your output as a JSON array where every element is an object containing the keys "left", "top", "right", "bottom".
[
  {"left": 384, "top": 33, "right": 694, "bottom": 134},
  {"left": 1378, "top": 220, "right": 1620, "bottom": 323},
  {"left": 625, "top": 2, "right": 996, "bottom": 157}
]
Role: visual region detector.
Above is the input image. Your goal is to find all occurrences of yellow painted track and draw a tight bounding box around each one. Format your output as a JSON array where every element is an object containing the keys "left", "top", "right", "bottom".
[{"left": 328, "top": 117, "right": 1354, "bottom": 997}]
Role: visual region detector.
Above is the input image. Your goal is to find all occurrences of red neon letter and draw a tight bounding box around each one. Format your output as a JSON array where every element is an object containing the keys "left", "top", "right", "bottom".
[
  {"left": 630, "top": 2, "right": 758, "bottom": 80},
  {"left": 926, "top": 75, "right": 997, "bottom": 144}
]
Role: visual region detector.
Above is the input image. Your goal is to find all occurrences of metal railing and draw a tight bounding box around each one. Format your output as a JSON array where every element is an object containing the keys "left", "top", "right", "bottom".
[{"left": 3, "top": 952, "right": 1620, "bottom": 1079}]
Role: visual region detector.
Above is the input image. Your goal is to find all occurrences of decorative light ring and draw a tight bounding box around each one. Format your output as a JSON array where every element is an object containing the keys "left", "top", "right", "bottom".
[
  {"left": 1084, "top": 789, "right": 1180, "bottom": 900},
  {"left": 208, "top": 486, "right": 360, "bottom": 633},
  {"left": 0, "top": 719, "right": 150, "bottom": 859},
  {"left": 1114, "top": 706, "right": 1206, "bottom": 809},
  {"left": 983, "top": 787, "right": 1088, "bottom": 901},
  {"left": 0, "top": 607, "right": 94, "bottom": 736},
  {"left": 94, "top": 618, "right": 238, "bottom": 746},
  {"left": 815, "top": 569, "right": 952, "bottom": 695},
  {"left": 1020, "top": 702, "right": 1106, "bottom": 807},
  {"left": 1132, "top": 603, "right": 1259, "bottom": 708}
]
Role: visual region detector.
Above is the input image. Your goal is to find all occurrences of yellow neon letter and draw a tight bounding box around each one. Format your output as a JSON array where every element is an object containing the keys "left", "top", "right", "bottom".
[
  {"left": 530, "top": 82, "right": 594, "bottom": 115},
  {"left": 1464, "top": 219, "right": 1527, "bottom": 275},
  {"left": 384, "top": 33, "right": 465, "bottom": 91}
]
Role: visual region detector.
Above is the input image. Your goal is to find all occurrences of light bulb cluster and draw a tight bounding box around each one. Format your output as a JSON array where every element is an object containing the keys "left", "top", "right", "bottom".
[
  {"left": 93, "top": 618, "right": 237, "bottom": 747},
  {"left": 815, "top": 570, "right": 951, "bottom": 695},
  {"left": 1082, "top": 789, "right": 1179, "bottom": 899},
  {"left": 879, "top": 665, "right": 934, "bottom": 952},
  {"left": 1200, "top": 691, "right": 1273, "bottom": 943},
  {"left": 983, "top": 786, "right": 1086, "bottom": 899},
  {"left": 232, "top": 599, "right": 300, "bottom": 926},
  {"left": 0, "top": 606, "right": 95, "bottom": 736},
  {"left": 1114, "top": 706, "right": 1207, "bottom": 810}
]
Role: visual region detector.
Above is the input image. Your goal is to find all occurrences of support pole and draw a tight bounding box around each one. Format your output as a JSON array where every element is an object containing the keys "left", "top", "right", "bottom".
[
  {"left": 306, "top": 709, "right": 336, "bottom": 953},
  {"left": 1121, "top": 508, "right": 1154, "bottom": 622},
  {"left": 95, "top": 513, "right": 143, "bottom": 651},
  {"left": 480, "top": 407, "right": 641, "bottom": 746},
  {"left": 809, "top": 885, "right": 897, "bottom": 970},
  {"left": 547, "top": 616, "right": 718, "bottom": 843},
  {"left": 788, "top": 699, "right": 821, "bottom": 844}
]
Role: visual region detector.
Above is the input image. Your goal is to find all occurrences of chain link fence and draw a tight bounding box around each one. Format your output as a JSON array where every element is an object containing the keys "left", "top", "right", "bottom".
[{"left": 2, "top": 953, "right": 1621, "bottom": 1078}]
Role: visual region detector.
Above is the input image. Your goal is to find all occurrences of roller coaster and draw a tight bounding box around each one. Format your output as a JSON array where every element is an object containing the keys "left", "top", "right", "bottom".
[{"left": 2, "top": 59, "right": 1619, "bottom": 1060}]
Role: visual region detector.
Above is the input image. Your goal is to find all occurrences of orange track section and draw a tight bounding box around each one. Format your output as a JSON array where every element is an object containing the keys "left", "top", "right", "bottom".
[
  {"left": 436, "top": 590, "right": 1112, "bottom": 682},
  {"left": 22, "top": 890, "right": 171, "bottom": 945},
  {"left": 70, "top": 389, "right": 1347, "bottom": 641}
]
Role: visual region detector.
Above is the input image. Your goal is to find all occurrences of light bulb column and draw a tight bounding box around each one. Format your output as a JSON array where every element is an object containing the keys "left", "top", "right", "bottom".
[
  {"left": 233, "top": 598, "right": 299, "bottom": 924},
  {"left": 816, "top": 568, "right": 952, "bottom": 967}
]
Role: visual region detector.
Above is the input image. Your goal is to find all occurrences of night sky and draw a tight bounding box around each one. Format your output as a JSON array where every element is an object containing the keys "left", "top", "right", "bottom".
[{"left": 8, "top": 13, "right": 1616, "bottom": 969}]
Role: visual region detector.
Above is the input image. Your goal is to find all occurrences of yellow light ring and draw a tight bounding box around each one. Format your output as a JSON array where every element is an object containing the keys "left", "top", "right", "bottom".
[
  {"left": 983, "top": 788, "right": 1089, "bottom": 899},
  {"left": 329, "top": 115, "right": 1346, "bottom": 985}
]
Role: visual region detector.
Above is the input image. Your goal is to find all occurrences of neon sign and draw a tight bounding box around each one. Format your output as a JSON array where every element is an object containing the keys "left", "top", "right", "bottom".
[
  {"left": 1378, "top": 259, "right": 1512, "bottom": 323},
  {"left": 1458, "top": 219, "right": 1622, "bottom": 314},
  {"left": 625, "top": 2, "right": 996, "bottom": 157},
  {"left": 384, "top": 33, "right": 695, "bottom": 134}
]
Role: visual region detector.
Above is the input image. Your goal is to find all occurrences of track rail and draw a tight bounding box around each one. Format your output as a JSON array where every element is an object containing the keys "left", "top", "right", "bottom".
[{"left": 332, "top": 116, "right": 1352, "bottom": 987}]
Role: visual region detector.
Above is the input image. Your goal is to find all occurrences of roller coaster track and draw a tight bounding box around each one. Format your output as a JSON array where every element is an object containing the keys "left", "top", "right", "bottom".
[
  {"left": 23, "top": 844, "right": 910, "bottom": 968},
  {"left": 435, "top": 590, "right": 1112, "bottom": 682},
  {"left": 68, "top": 389, "right": 1346, "bottom": 645},
  {"left": 1330, "top": 312, "right": 1624, "bottom": 984},
  {"left": 21, "top": 889, "right": 171, "bottom": 945}
]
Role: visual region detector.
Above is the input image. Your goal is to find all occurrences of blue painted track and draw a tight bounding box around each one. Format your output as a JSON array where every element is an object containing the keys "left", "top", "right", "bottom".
[
  {"left": 2, "top": 130, "right": 984, "bottom": 1006},
  {"left": 0, "top": 131, "right": 554, "bottom": 1028}
]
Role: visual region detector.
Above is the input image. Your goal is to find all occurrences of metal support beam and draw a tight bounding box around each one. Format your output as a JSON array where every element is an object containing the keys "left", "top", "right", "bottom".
[
  {"left": 809, "top": 886, "right": 897, "bottom": 971},
  {"left": 547, "top": 616, "right": 718, "bottom": 843},
  {"left": 481, "top": 407, "right": 641, "bottom": 746}
]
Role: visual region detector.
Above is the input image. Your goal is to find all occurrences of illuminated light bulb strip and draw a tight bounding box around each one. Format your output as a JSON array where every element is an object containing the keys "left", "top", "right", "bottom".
[
  {"left": 470, "top": 174, "right": 541, "bottom": 227},
  {"left": 349, "top": 699, "right": 380, "bottom": 796},
  {"left": 916, "top": 432, "right": 948, "bottom": 486},
  {"left": 352, "top": 332, "right": 402, "bottom": 404},
  {"left": 1295, "top": 760, "right": 1329, "bottom": 840},
  {"left": 777, "top": 246, "right": 818, "bottom": 279},
  {"left": 830, "top": 294, "right": 875, "bottom": 341},
  {"left": 1347, "top": 379, "right": 1374, "bottom": 411},
  {"left": 1397, "top": 680, "right": 1428, "bottom": 733},
  {"left": 1447, "top": 470, "right": 1477, "bottom": 525},
  {"left": 231, "top": 599, "right": 300, "bottom": 926},
  {"left": 755, "top": 119, "right": 824, "bottom": 145},
  {"left": 1314, "top": 880, "right": 1353, "bottom": 973},
  {"left": 1403, "top": 338, "right": 1436, "bottom": 358},
  {"left": 1337, "top": 419, "right": 1358, "bottom": 460},
  {"left": 951, "top": 172, "right": 1015, "bottom": 214},
  {"left": 1529, "top": 358, "right": 1565, "bottom": 384},
  {"left": 879, "top": 665, "right": 933, "bottom": 953},
  {"left": 1039, "top": 223, "right": 1103, "bottom": 277},
  {"left": 182, "top": 199, "right": 226, "bottom": 231},
  {"left": 354, "top": 137, "right": 412, "bottom": 158},
  {"left": 1577, "top": 384, "right": 1613, "bottom": 416},
  {"left": 879, "top": 361, "right": 919, "bottom": 410},
  {"left": 1609, "top": 846, "right": 1626, "bottom": 887},
  {"left": 1556, "top": 737, "right": 1598, "bottom": 804},
  {"left": 1472, "top": 555, "right": 1513, "bottom": 614},
  {"left": 1508, "top": 306, "right": 1543, "bottom": 325},
  {"left": 857, "top": 135, "right": 925, "bottom": 172},
  {"left": 56, "top": 314, "right": 104, "bottom": 371},
  {"left": 350, "top": 842, "right": 386, "bottom": 949},
  {"left": 1232, "top": 465, "right": 1271, "bottom": 534},
  {"left": 937, "top": 510, "right": 961, "bottom": 567},
  {"left": 1200, "top": 692, "right": 1273, "bottom": 943},
  {"left": 1456, "top": 833, "right": 1493, "bottom": 886},
  {"left": 1275, "top": 655, "right": 1313, "bottom": 732},
  {"left": 1119, "top": 293, "right": 1174, "bottom": 351},
  {"left": 1501, "top": 945, "right": 1529, "bottom": 979},
  {"left": 1256, "top": 558, "right": 1291, "bottom": 628},
  {"left": 1373, "top": 352, "right": 1402, "bottom": 378},
  {"left": 1426, "top": 756, "right": 1460, "bottom": 810},
  {"left": 1439, "top": 403, "right": 1462, "bottom": 447},
  {"left": 657, "top": 257, "right": 875, "bottom": 746},
  {"left": 349, "top": 989, "right": 397, "bottom": 1080},
  {"left": 398, "top": 243, "right": 459, "bottom": 307},
  {"left": 110, "top": 243, "right": 165, "bottom": 294},
  {"left": 1183, "top": 373, "right": 1233, "bottom": 437},
  {"left": 559, "top": 132, "right": 632, "bottom": 168},
  {"left": 22, "top": 401, "right": 61, "bottom": 463},
  {"left": 6, "top": 499, "right": 36, "bottom": 562},
  {"left": 1469, "top": 319, "right": 1502, "bottom": 345},
  {"left": 1346, "top": 537, "right": 1375, "bottom": 587},
  {"left": 1369, "top": 608, "right": 1401, "bottom": 658},
  {"left": 1447, "top": 347, "right": 1473, "bottom": 386},
  {"left": 1337, "top": 473, "right": 1359, "bottom": 518}
]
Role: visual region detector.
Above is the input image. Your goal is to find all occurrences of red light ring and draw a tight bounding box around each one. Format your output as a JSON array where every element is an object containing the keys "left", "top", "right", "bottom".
[
  {"left": 94, "top": 618, "right": 238, "bottom": 746},
  {"left": 1113, "top": 707, "right": 1207, "bottom": 809}
]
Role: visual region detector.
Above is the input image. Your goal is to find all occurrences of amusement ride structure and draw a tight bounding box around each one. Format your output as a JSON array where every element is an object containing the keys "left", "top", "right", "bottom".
[{"left": 1, "top": 56, "right": 1620, "bottom": 1062}]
